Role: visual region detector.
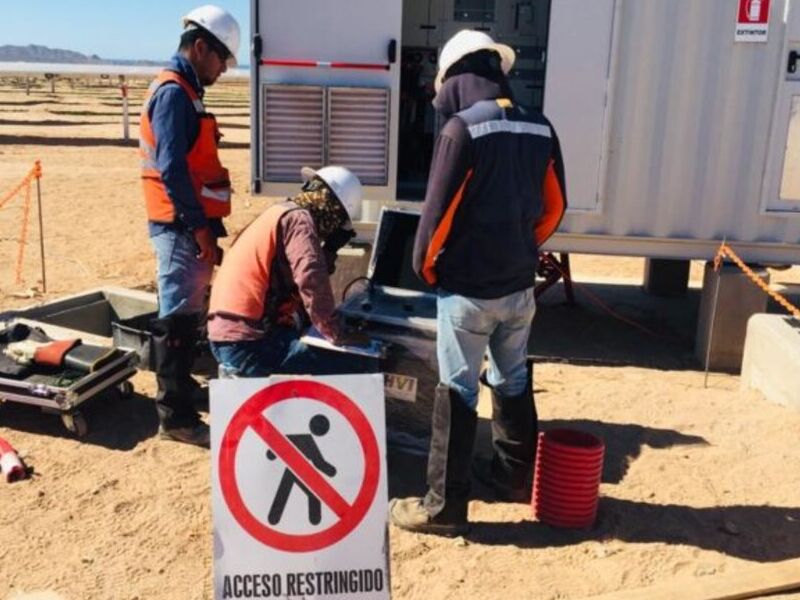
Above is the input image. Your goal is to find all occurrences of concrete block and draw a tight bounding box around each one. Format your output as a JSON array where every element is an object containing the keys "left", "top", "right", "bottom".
[
  {"left": 329, "top": 243, "right": 372, "bottom": 304},
  {"left": 695, "top": 262, "right": 770, "bottom": 372},
  {"left": 741, "top": 314, "right": 800, "bottom": 410},
  {"left": 643, "top": 258, "right": 690, "bottom": 296}
]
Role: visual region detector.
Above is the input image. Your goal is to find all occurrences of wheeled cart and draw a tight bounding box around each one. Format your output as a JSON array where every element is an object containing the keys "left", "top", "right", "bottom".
[
  {"left": 1, "top": 295, "right": 146, "bottom": 438},
  {"left": 0, "top": 347, "right": 137, "bottom": 437}
]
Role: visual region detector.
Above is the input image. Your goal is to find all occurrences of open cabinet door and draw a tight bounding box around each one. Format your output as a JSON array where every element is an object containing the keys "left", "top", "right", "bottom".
[
  {"left": 544, "top": 0, "right": 617, "bottom": 212},
  {"left": 762, "top": 0, "right": 800, "bottom": 214},
  {"left": 251, "top": 0, "right": 402, "bottom": 201}
]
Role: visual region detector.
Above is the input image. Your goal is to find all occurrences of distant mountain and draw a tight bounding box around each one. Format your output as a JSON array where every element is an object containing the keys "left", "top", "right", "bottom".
[{"left": 0, "top": 44, "right": 165, "bottom": 67}]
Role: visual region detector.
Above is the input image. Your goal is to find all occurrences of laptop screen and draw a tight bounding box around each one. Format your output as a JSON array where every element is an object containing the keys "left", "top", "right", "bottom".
[{"left": 369, "top": 210, "right": 433, "bottom": 294}]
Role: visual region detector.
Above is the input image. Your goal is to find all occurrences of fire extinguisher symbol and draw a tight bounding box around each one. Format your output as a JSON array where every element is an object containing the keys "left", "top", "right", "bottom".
[{"left": 747, "top": 0, "right": 762, "bottom": 22}]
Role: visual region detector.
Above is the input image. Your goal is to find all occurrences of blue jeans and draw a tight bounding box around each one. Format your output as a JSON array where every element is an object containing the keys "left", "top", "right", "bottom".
[
  {"left": 211, "top": 327, "right": 379, "bottom": 378},
  {"left": 437, "top": 288, "right": 536, "bottom": 410},
  {"left": 150, "top": 229, "right": 213, "bottom": 317}
]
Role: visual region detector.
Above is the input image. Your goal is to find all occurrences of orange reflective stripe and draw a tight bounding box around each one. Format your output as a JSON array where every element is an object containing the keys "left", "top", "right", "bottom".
[
  {"left": 421, "top": 169, "right": 474, "bottom": 286},
  {"left": 534, "top": 159, "right": 566, "bottom": 246}
]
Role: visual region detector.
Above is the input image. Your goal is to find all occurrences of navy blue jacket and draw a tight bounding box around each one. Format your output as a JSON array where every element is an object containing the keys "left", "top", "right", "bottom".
[
  {"left": 412, "top": 73, "right": 566, "bottom": 299},
  {"left": 146, "top": 54, "right": 225, "bottom": 238}
]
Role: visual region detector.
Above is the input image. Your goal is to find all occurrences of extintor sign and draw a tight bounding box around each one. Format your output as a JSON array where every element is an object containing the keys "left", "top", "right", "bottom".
[{"left": 736, "top": 0, "right": 771, "bottom": 42}]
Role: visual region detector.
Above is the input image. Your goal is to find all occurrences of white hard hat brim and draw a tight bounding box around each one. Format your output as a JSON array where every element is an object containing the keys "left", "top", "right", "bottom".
[
  {"left": 300, "top": 166, "right": 318, "bottom": 182},
  {"left": 434, "top": 42, "right": 516, "bottom": 92}
]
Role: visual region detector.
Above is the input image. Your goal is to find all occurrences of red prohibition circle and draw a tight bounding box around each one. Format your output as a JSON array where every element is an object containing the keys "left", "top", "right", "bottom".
[{"left": 219, "top": 380, "right": 380, "bottom": 553}]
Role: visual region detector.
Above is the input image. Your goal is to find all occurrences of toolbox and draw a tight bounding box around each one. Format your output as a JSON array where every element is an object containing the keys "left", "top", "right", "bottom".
[{"left": 338, "top": 208, "right": 439, "bottom": 450}]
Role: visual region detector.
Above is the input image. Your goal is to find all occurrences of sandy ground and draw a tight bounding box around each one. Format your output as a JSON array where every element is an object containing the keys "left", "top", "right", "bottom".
[{"left": 1, "top": 76, "right": 800, "bottom": 600}]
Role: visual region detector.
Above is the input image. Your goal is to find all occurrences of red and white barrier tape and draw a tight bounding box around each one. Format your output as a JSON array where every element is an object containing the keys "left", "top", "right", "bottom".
[{"left": 261, "top": 59, "right": 390, "bottom": 71}]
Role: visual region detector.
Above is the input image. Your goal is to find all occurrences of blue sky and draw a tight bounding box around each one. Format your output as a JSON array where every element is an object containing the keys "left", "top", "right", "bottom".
[{"left": 1, "top": 1, "right": 250, "bottom": 64}]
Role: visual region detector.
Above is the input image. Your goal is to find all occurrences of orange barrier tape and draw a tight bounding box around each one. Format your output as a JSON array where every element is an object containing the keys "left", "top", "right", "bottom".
[
  {"left": 14, "top": 180, "right": 33, "bottom": 284},
  {"left": 714, "top": 242, "right": 800, "bottom": 319},
  {"left": 1, "top": 161, "right": 42, "bottom": 286},
  {"left": 0, "top": 161, "right": 41, "bottom": 210}
]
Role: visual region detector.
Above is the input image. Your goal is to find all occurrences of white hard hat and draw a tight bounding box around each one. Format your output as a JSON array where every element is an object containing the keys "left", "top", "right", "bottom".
[
  {"left": 182, "top": 5, "right": 241, "bottom": 68},
  {"left": 301, "top": 165, "right": 363, "bottom": 222},
  {"left": 435, "top": 29, "right": 516, "bottom": 92}
]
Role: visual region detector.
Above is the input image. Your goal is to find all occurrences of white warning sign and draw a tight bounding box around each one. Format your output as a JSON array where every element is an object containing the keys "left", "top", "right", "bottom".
[{"left": 211, "top": 374, "right": 390, "bottom": 599}]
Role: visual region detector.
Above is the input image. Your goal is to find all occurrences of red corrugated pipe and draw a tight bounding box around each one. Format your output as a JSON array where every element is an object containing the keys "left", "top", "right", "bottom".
[
  {"left": 0, "top": 436, "right": 27, "bottom": 482},
  {"left": 532, "top": 429, "right": 605, "bottom": 529}
]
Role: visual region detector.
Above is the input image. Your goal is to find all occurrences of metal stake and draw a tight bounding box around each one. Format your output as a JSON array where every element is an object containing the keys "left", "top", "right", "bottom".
[
  {"left": 120, "top": 75, "right": 129, "bottom": 142},
  {"left": 703, "top": 262, "right": 722, "bottom": 388}
]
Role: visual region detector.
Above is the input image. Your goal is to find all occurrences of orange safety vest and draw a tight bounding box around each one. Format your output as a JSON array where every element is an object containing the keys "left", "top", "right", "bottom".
[
  {"left": 209, "top": 203, "right": 295, "bottom": 322},
  {"left": 139, "top": 70, "right": 231, "bottom": 223}
]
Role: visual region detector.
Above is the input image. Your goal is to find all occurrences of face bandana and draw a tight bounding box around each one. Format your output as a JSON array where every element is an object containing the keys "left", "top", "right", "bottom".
[{"left": 290, "top": 178, "right": 351, "bottom": 240}]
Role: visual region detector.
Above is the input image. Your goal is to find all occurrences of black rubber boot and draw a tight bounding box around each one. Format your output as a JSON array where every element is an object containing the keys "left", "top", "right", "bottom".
[
  {"left": 175, "top": 314, "right": 209, "bottom": 411},
  {"left": 150, "top": 315, "right": 205, "bottom": 440},
  {"left": 477, "top": 361, "right": 537, "bottom": 502},
  {"left": 390, "top": 384, "right": 478, "bottom": 536}
]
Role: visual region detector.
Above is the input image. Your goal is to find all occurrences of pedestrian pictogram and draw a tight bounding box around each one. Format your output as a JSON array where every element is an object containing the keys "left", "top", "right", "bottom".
[
  {"left": 218, "top": 379, "right": 380, "bottom": 553},
  {"left": 267, "top": 414, "right": 337, "bottom": 526},
  {"left": 212, "top": 375, "right": 389, "bottom": 599}
]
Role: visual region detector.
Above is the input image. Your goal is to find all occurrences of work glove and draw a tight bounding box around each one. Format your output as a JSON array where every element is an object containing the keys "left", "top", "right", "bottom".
[{"left": 3, "top": 340, "right": 46, "bottom": 365}]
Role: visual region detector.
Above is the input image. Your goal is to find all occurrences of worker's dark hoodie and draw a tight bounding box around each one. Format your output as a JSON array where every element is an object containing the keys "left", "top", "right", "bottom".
[{"left": 412, "top": 72, "right": 567, "bottom": 299}]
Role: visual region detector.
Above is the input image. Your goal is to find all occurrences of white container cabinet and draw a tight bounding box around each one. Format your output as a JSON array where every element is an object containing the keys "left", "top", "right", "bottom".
[{"left": 251, "top": 0, "right": 800, "bottom": 264}]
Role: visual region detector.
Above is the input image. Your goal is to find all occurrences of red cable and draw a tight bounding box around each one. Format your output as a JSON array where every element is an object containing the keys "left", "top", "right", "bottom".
[{"left": 540, "top": 254, "right": 676, "bottom": 341}]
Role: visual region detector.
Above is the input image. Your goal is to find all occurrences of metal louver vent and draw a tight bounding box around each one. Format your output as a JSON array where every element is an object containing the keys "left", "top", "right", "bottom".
[
  {"left": 262, "top": 85, "right": 324, "bottom": 182},
  {"left": 327, "top": 87, "right": 390, "bottom": 186}
]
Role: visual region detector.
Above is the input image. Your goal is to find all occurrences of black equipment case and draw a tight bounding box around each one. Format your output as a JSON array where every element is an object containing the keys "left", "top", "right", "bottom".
[{"left": 338, "top": 208, "right": 439, "bottom": 451}]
